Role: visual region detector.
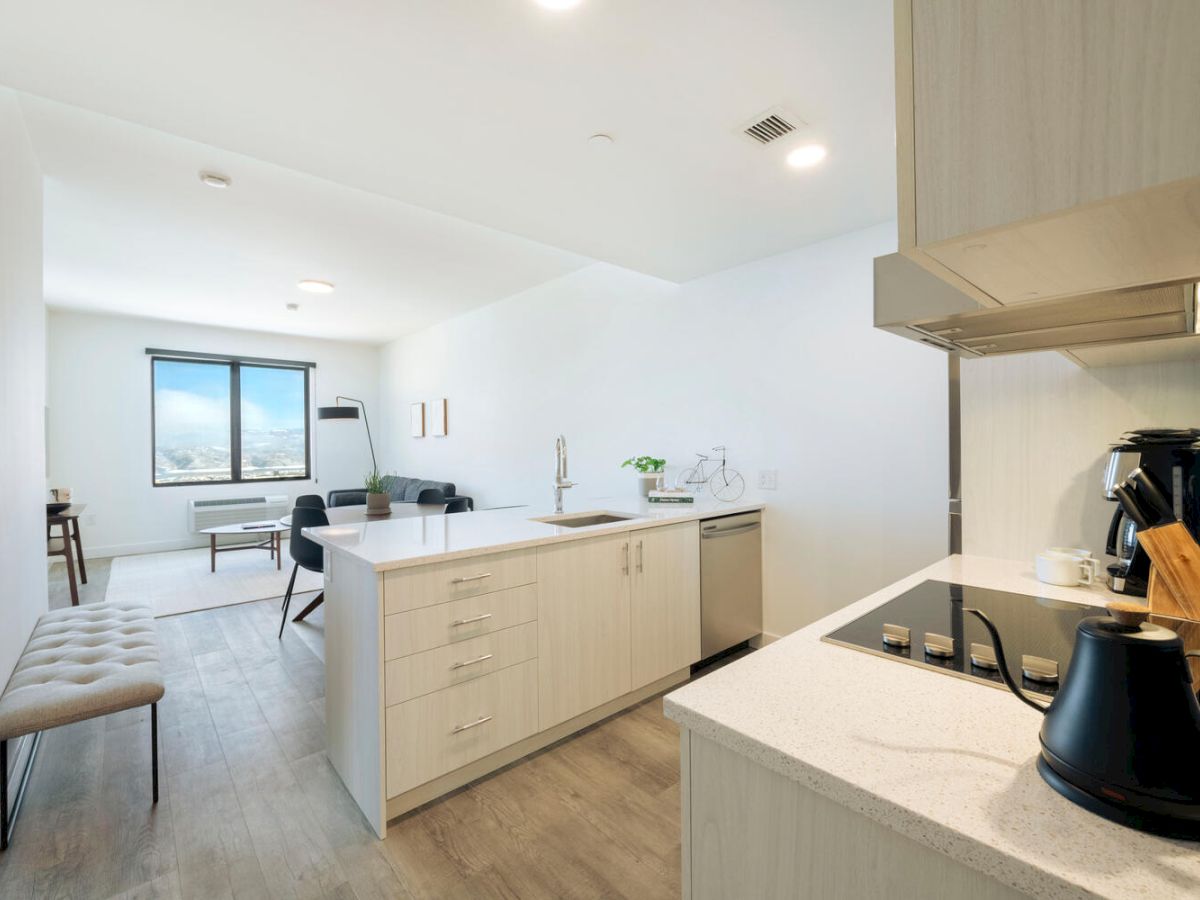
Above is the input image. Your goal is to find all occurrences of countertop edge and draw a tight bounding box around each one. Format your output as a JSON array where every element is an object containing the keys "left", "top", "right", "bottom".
[
  {"left": 662, "top": 698, "right": 1083, "bottom": 900},
  {"left": 306, "top": 501, "right": 766, "bottom": 572}
]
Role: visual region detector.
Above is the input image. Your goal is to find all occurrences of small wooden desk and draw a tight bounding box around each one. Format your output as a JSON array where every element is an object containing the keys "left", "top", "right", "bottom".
[
  {"left": 199, "top": 521, "right": 286, "bottom": 573},
  {"left": 47, "top": 504, "right": 88, "bottom": 606}
]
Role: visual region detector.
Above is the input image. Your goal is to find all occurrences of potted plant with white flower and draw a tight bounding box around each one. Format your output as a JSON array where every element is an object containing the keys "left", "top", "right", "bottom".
[{"left": 621, "top": 455, "right": 667, "bottom": 497}]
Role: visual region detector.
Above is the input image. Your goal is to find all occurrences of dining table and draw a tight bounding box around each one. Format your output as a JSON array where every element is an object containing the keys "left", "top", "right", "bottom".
[{"left": 279, "top": 502, "right": 449, "bottom": 528}]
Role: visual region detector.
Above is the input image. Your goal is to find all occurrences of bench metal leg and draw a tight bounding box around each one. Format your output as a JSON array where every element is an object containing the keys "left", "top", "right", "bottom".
[
  {"left": 151, "top": 703, "right": 158, "bottom": 804},
  {"left": 1, "top": 731, "right": 41, "bottom": 851}
]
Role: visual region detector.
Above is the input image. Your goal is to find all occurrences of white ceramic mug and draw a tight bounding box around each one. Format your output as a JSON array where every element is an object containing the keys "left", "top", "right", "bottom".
[{"left": 1036, "top": 549, "right": 1099, "bottom": 586}]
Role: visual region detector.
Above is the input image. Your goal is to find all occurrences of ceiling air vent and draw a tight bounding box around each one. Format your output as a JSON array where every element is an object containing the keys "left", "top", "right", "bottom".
[{"left": 740, "top": 107, "right": 805, "bottom": 146}]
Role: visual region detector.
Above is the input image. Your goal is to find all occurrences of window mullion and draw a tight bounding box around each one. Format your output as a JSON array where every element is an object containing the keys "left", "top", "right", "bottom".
[{"left": 230, "top": 362, "right": 242, "bottom": 482}]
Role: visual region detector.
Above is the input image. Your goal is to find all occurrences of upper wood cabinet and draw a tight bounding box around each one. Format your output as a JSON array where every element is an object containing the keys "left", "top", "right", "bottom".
[
  {"left": 898, "top": 0, "right": 1200, "bottom": 249},
  {"left": 630, "top": 522, "right": 701, "bottom": 690},
  {"left": 537, "top": 532, "right": 633, "bottom": 730}
]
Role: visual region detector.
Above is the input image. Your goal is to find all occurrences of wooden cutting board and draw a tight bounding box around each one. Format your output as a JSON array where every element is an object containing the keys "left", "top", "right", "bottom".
[{"left": 1138, "top": 522, "right": 1200, "bottom": 621}]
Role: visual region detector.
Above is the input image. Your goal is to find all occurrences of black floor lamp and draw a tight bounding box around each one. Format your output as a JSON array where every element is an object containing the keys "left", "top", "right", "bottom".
[{"left": 317, "top": 396, "right": 377, "bottom": 475}]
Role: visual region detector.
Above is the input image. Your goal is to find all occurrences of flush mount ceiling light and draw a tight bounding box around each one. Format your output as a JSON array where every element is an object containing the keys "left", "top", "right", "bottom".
[
  {"left": 199, "top": 170, "right": 231, "bottom": 189},
  {"left": 297, "top": 279, "right": 335, "bottom": 294},
  {"left": 535, "top": 0, "right": 583, "bottom": 9},
  {"left": 786, "top": 144, "right": 828, "bottom": 169}
]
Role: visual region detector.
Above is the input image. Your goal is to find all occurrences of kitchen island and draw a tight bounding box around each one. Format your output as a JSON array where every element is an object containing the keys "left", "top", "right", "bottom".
[
  {"left": 664, "top": 555, "right": 1200, "bottom": 900},
  {"left": 305, "top": 498, "right": 764, "bottom": 837}
]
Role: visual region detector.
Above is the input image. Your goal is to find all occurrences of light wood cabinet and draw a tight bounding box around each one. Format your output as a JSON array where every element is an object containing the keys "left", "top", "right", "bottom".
[
  {"left": 385, "top": 659, "right": 538, "bottom": 797},
  {"left": 537, "top": 532, "right": 633, "bottom": 730},
  {"left": 630, "top": 521, "right": 701, "bottom": 689},
  {"left": 902, "top": 0, "right": 1200, "bottom": 248},
  {"left": 382, "top": 546, "right": 536, "bottom": 614}
]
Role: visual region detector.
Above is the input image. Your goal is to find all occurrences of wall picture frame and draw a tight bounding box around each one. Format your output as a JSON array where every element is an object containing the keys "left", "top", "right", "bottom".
[
  {"left": 431, "top": 398, "right": 447, "bottom": 436},
  {"left": 410, "top": 402, "right": 425, "bottom": 437}
]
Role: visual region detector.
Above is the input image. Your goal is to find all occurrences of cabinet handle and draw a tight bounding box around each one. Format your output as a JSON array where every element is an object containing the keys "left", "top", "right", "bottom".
[
  {"left": 636, "top": 539, "right": 644, "bottom": 573},
  {"left": 622, "top": 542, "right": 630, "bottom": 574},
  {"left": 450, "top": 613, "right": 493, "bottom": 627},
  {"left": 451, "top": 715, "right": 493, "bottom": 734},
  {"left": 450, "top": 653, "right": 494, "bottom": 670},
  {"left": 451, "top": 572, "right": 493, "bottom": 584}
]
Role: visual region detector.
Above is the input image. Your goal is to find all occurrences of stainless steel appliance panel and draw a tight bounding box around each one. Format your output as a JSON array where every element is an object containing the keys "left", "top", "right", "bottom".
[{"left": 700, "top": 512, "right": 762, "bottom": 658}]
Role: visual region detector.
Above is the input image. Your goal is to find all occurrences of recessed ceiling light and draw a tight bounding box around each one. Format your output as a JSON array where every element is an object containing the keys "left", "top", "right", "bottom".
[
  {"left": 199, "top": 170, "right": 231, "bottom": 189},
  {"left": 297, "top": 279, "right": 335, "bottom": 294},
  {"left": 786, "top": 144, "right": 827, "bottom": 169},
  {"left": 588, "top": 133, "right": 614, "bottom": 146},
  {"left": 286, "top": 302, "right": 300, "bottom": 312},
  {"left": 535, "top": 0, "right": 583, "bottom": 9}
]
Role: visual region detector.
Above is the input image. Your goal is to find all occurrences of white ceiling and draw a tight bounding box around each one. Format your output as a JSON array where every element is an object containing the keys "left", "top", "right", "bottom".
[
  {"left": 2, "top": 0, "right": 896, "bottom": 336},
  {"left": 21, "top": 96, "right": 589, "bottom": 342}
]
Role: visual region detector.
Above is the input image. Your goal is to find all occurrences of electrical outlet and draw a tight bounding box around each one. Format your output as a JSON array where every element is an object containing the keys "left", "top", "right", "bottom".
[{"left": 757, "top": 469, "right": 778, "bottom": 490}]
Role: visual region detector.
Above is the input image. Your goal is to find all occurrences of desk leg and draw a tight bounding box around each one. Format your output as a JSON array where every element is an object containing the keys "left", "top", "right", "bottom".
[
  {"left": 61, "top": 523, "right": 79, "bottom": 606},
  {"left": 210, "top": 534, "right": 216, "bottom": 573},
  {"left": 71, "top": 519, "right": 87, "bottom": 584}
]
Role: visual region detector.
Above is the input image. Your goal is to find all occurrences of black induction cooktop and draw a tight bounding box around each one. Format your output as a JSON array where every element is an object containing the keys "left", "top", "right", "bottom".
[{"left": 822, "top": 580, "right": 1098, "bottom": 698}]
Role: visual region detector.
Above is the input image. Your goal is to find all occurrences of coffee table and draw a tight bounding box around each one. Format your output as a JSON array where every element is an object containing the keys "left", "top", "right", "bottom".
[{"left": 199, "top": 521, "right": 286, "bottom": 573}]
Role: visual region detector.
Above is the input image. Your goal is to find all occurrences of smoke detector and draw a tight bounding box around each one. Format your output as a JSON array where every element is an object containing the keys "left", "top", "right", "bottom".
[
  {"left": 199, "top": 170, "right": 231, "bottom": 189},
  {"left": 739, "top": 107, "right": 806, "bottom": 146}
]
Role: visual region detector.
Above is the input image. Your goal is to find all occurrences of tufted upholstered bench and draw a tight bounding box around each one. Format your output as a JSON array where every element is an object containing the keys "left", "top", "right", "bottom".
[{"left": 0, "top": 601, "right": 164, "bottom": 849}]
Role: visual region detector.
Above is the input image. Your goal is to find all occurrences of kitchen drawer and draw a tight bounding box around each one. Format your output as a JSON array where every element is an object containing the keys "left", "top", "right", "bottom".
[
  {"left": 384, "top": 583, "right": 538, "bottom": 660},
  {"left": 385, "top": 658, "right": 538, "bottom": 798},
  {"left": 383, "top": 547, "right": 537, "bottom": 614},
  {"left": 385, "top": 621, "right": 538, "bottom": 705}
]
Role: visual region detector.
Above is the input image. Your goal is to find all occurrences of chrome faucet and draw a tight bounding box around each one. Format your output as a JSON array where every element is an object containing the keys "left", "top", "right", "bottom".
[{"left": 553, "top": 434, "right": 576, "bottom": 513}]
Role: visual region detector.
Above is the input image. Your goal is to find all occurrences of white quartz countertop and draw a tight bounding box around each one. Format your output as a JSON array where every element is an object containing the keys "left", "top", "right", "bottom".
[
  {"left": 664, "top": 555, "right": 1200, "bottom": 900},
  {"left": 303, "top": 496, "right": 765, "bottom": 571}
]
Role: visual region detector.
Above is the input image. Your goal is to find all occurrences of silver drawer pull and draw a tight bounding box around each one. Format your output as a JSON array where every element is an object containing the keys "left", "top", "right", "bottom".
[
  {"left": 450, "top": 653, "right": 494, "bottom": 670},
  {"left": 451, "top": 715, "right": 493, "bottom": 734},
  {"left": 451, "top": 573, "right": 493, "bottom": 584},
  {"left": 450, "top": 613, "right": 493, "bottom": 627}
]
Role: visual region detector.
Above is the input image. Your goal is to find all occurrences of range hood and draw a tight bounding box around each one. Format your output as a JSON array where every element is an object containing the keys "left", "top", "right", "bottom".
[
  {"left": 875, "top": 176, "right": 1200, "bottom": 358},
  {"left": 875, "top": 253, "right": 1198, "bottom": 357}
]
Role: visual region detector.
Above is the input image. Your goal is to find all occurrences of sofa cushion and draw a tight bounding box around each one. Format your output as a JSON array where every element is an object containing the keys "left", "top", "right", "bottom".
[
  {"left": 0, "top": 602, "right": 165, "bottom": 740},
  {"left": 402, "top": 479, "right": 456, "bottom": 502}
]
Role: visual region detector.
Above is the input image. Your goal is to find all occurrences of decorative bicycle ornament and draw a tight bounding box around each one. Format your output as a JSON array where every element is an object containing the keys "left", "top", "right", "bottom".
[{"left": 675, "top": 446, "right": 745, "bottom": 501}]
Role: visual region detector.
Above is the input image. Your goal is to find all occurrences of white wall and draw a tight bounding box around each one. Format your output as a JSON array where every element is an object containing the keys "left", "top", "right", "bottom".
[
  {"left": 0, "top": 89, "right": 47, "bottom": 683},
  {"left": 377, "top": 223, "right": 949, "bottom": 637},
  {"left": 47, "top": 310, "right": 381, "bottom": 557},
  {"left": 962, "top": 350, "right": 1200, "bottom": 563}
]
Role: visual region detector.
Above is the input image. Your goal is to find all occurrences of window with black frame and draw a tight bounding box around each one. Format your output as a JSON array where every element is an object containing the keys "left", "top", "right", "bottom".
[{"left": 151, "top": 355, "right": 311, "bottom": 486}]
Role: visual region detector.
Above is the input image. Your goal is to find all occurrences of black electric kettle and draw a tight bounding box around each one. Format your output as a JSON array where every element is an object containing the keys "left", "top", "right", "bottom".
[{"left": 967, "top": 602, "right": 1200, "bottom": 839}]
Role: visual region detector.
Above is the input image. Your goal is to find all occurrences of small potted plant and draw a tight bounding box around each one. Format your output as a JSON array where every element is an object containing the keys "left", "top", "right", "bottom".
[
  {"left": 364, "top": 470, "right": 391, "bottom": 515},
  {"left": 621, "top": 455, "right": 667, "bottom": 497}
]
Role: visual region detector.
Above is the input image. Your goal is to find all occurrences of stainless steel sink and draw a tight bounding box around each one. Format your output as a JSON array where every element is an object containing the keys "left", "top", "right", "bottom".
[{"left": 532, "top": 511, "right": 637, "bottom": 528}]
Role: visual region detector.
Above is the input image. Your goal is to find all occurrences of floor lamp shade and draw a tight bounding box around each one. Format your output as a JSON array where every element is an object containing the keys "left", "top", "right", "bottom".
[{"left": 317, "top": 406, "right": 359, "bottom": 420}]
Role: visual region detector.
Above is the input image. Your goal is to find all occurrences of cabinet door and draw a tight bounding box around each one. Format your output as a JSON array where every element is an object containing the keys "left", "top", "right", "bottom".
[
  {"left": 631, "top": 521, "right": 701, "bottom": 689},
  {"left": 537, "top": 532, "right": 632, "bottom": 730},
  {"left": 908, "top": 0, "right": 1200, "bottom": 246}
]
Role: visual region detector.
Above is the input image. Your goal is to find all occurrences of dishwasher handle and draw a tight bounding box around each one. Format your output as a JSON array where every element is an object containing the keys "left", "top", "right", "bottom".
[{"left": 701, "top": 521, "right": 761, "bottom": 539}]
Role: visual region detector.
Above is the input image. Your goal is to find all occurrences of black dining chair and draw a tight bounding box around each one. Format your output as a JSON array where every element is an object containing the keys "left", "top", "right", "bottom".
[
  {"left": 294, "top": 494, "right": 326, "bottom": 509},
  {"left": 280, "top": 506, "right": 327, "bottom": 638},
  {"left": 444, "top": 497, "right": 471, "bottom": 514},
  {"left": 416, "top": 487, "right": 447, "bottom": 505}
]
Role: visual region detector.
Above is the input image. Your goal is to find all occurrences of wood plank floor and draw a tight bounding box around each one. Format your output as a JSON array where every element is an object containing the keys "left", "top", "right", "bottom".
[{"left": 1, "top": 572, "right": 692, "bottom": 900}]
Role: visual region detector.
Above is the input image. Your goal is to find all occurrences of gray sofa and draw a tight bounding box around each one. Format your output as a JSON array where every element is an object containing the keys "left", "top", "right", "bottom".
[{"left": 326, "top": 476, "right": 472, "bottom": 509}]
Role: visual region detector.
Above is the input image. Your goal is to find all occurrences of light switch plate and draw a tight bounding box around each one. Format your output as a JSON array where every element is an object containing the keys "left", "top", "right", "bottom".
[{"left": 757, "top": 469, "right": 778, "bottom": 490}]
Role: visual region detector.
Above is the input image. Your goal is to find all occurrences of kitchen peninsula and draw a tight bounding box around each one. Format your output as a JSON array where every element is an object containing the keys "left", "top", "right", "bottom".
[
  {"left": 305, "top": 499, "right": 764, "bottom": 837},
  {"left": 664, "top": 556, "right": 1200, "bottom": 900}
]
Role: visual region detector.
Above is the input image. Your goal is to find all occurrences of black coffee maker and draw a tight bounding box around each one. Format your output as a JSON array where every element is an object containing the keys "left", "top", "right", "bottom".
[{"left": 1104, "top": 429, "right": 1200, "bottom": 596}]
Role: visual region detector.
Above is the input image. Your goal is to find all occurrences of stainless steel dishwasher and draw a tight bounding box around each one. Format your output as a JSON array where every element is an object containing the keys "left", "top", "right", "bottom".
[{"left": 699, "top": 511, "right": 762, "bottom": 658}]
